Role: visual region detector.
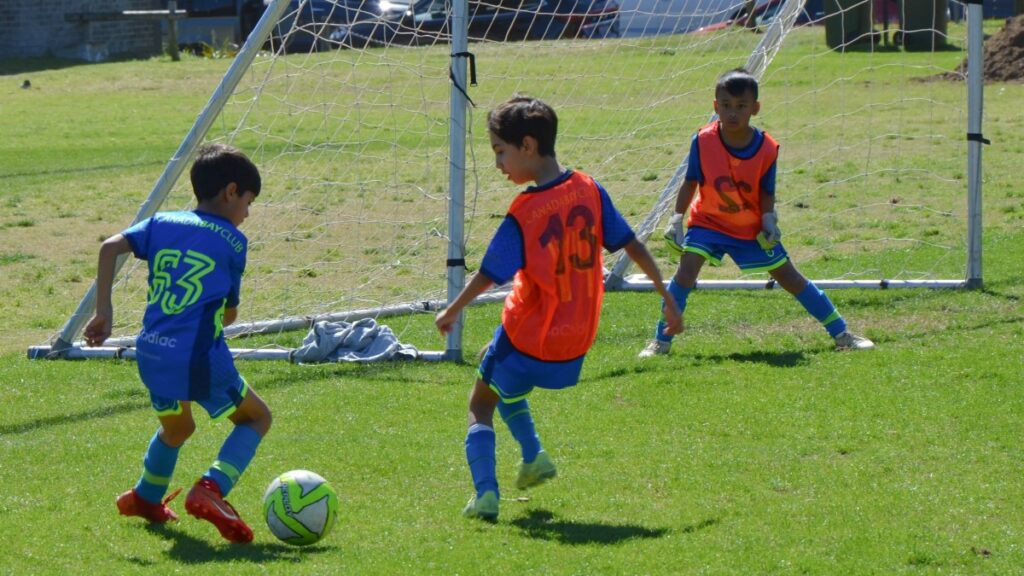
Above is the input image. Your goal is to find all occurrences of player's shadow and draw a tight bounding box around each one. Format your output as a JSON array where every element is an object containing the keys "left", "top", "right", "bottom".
[
  {"left": 0, "top": 400, "right": 145, "bottom": 437},
  {"left": 694, "top": 350, "right": 809, "bottom": 368},
  {"left": 142, "top": 524, "right": 329, "bottom": 564},
  {"left": 511, "top": 509, "right": 673, "bottom": 545}
]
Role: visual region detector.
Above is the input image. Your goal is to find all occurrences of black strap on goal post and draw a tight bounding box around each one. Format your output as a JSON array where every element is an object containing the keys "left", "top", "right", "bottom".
[
  {"left": 450, "top": 51, "right": 477, "bottom": 108},
  {"left": 966, "top": 133, "right": 990, "bottom": 145}
]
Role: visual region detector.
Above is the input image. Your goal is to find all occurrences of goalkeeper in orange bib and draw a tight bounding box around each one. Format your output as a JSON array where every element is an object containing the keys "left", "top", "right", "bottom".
[
  {"left": 639, "top": 68, "right": 874, "bottom": 358},
  {"left": 435, "top": 96, "right": 682, "bottom": 521}
]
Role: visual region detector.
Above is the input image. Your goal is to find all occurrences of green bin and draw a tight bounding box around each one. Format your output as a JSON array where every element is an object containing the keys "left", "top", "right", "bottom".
[
  {"left": 898, "top": 0, "right": 948, "bottom": 51},
  {"left": 824, "top": 0, "right": 873, "bottom": 51}
]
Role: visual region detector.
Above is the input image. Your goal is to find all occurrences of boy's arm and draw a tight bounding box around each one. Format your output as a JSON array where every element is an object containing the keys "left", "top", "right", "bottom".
[
  {"left": 664, "top": 180, "right": 698, "bottom": 253},
  {"left": 84, "top": 234, "right": 133, "bottom": 347},
  {"left": 223, "top": 307, "right": 238, "bottom": 327},
  {"left": 624, "top": 239, "right": 683, "bottom": 337},
  {"left": 674, "top": 180, "right": 698, "bottom": 215},
  {"left": 759, "top": 190, "right": 782, "bottom": 246},
  {"left": 435, "top": 273, "right": 496, "bottom": 335}
]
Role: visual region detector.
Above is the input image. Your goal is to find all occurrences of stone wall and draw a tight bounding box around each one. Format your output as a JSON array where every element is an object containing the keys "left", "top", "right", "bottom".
[{"left": 0, "top": 0, "right": 163, "bottom": 60}]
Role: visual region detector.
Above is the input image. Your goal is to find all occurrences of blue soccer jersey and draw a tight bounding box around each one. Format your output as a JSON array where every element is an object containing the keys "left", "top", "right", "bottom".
[{"left": 122, "top": 211, "right": 246, "bottom": 401}]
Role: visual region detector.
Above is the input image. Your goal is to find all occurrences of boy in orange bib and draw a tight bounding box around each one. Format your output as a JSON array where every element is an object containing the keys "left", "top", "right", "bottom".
[
  {"left": 436, "top": 96, "right": 682, "bottom": 521},
  {"left": 641, "top": 68, "right": 873, "bottom": 358}
]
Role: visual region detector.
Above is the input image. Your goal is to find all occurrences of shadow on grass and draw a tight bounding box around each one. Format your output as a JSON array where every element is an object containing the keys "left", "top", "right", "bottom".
[
  {"left": 0, "top": 400, "right": 145, "bottom": 436},
  {"left": 693, "top": 350, "right": 809, "bottom": 368},
  {"left": 511, "top": 509, "right": 674, "bottom": 545},
  {"left": 0, "top": 55, "right": 152, "bottom": 76},
  {"left": 0, "top": 354, "right": 442, "bottom": 437},
  {"left": 587, "top": 364, "right": 660, "bottom": 382},
  {"left": 0, "top": 160, "right": 168, "bottom": 181},
  {"left": 0, "top": 365, "right": 371, "bottom": 437},
  {"left": 142, "top": 524, "right": 328, "bottom": 564}
]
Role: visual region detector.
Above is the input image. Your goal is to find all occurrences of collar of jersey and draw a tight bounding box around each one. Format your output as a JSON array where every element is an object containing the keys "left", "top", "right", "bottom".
[{"left": 524, "top": 169, "right": 574, "bottom": 194}]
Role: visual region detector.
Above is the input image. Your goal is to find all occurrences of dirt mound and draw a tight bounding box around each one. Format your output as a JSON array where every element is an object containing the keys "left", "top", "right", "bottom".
[{"left": 955, "top": 15, "right": 1024, "bottom": 82}]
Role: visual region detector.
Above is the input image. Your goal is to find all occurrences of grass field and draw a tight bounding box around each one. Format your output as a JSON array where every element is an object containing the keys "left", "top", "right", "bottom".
[{"left": 1, "top": 18, "right": 1023, "bottom": 576}]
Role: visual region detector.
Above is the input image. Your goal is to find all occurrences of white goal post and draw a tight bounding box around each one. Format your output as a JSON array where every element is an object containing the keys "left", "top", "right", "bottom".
[{"left": 30, "top": 0, "right": 984, "bottom": 362}]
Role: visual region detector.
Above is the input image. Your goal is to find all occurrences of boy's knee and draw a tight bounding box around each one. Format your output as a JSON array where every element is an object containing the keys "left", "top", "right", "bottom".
[
  {"left": 259, "top": 409, "right": 273, "bottom": 436},
  {"left": 246, "top": 405, "right": 273, "bottom": 437},
  {"left": 160, "top": 421, "right": 196, "bottom": 446},
  {"left": 230, "top": 395, "right": 272, "bottom": 437}
]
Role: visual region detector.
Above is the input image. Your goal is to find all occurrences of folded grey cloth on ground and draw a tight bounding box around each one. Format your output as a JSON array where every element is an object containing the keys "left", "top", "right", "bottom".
[{"left": 291, "top": 318, "right": 419, "bottom": 363}]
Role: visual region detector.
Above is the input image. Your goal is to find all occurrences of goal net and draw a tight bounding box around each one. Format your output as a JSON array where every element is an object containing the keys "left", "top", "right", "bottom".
[{"left": 34, "top": 0, "right": 980, "bottom": 361}]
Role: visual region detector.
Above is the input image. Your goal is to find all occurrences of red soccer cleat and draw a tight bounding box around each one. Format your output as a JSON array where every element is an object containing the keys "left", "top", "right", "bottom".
[
  {"left": 116, "top": 487, "right": 181, "bottom": 523},
  {"left": 185, "top": 477, "right": 253, "bottom": 544}
]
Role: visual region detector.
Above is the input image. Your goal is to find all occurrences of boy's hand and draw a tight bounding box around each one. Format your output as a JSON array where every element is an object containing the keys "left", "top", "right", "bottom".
[
  {"left": 660, "top": 299, "right": 684, "bottom": 337},
  {"left": 434, "top": 308, "right": 458, "bottom": 335},
  {"left": 84, "top": 313, "right": 112, "bottom": 347},
  {"left": 760, "top": 212, "right": 782, "bottom": 246},
  {"left": 662, "top": 213, "right": 686, "bottom": 254}
]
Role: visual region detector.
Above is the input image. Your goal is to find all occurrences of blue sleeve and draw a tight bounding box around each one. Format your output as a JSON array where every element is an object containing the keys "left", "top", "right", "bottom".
[
  {"left": 121, "top": 218, "right": 152, "bottom": 259},
  {"left": 684, "top": 134, "right": 702, "bottom": 184},
  {"left": 596, "top": 182, "right": 635, "bottom": 252},
  {"left": 479, "top": 216, "right": 524, "bottom": 286},
  {"left": 226, "top": 250, "right": 245, "bottom": 308},
  {"left": 761, "top": 160, "right": 777, "bottom": 196}
]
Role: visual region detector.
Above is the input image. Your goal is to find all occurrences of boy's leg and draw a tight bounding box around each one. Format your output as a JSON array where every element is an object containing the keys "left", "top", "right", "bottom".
[
  {"left": 772, "top": 262, "right": 873, "bottom": 349},
  {"left": 496, "top": 397, "right": 557, "bottom": 490},
  {"left": 497, "top": 397, "right": 540, "bottom": 464},
  {"left": 771, "top": 263, "right": 846, "bottom": 335},
  {"left": 186, "top": 387, "right": 271, "bottom": 543},
  {"left": 118, "top": 401, "right": 195, "bottom": 523},
  {"left": 207, "top": 390, "right": 271, "bottom": 497},
  {"left": 464, "top": 380, "right": 500, "bottom": 520},
  {"left": 641, "top": 253, "right": 701, "bottom": 357}
]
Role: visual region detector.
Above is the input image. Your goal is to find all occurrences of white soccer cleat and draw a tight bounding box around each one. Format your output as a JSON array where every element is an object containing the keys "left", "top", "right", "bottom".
[
  {"left": 516, "top": 451, "right": 557, "bottom": 490},
  {"left": 462, "top": 490, "right": 499, "bottom": 521},
  {"left": 834, "top": 331, "right": 874, "bottom": 351},
  {"left": 638, "top": 339, "right": 671, "bottom": 358}
]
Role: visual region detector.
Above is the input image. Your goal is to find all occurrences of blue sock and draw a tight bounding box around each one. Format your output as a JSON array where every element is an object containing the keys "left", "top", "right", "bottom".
[
  {"left": 205, "top": 424, "right": 262, "bottom": 498},
  {"left": 655, "top": 278, "right": 691, "bottom": 343},
  {"left": 795, "top": 281, "right": 847, "bottom": 337},
  {"left": 497, "top": 399, "right": 541, "bottom": 463},
  {"left": 135, "top": 430, "right": 181, "bottom": 504},
  {"left": 465, "top": 424, "right": 498, "bottom": 498}
]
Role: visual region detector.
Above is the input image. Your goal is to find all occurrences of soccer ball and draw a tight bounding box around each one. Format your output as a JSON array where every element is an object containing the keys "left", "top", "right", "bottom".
[{"left": 263, "top": 469, "right": 339, "bottom": 546}]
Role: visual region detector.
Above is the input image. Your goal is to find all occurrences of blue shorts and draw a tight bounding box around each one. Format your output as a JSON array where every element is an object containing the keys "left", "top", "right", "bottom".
[
  {"left": 683, "top": 226, "right": 789, "bottom": 272},
  {"left": 477, "top": 325, "right": 584, "bottom": 403},
  {"left": 148, "top": 375, "right": 249, "bottom": 422}
]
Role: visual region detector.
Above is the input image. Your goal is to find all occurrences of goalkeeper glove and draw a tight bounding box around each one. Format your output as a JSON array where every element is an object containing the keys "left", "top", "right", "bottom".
[
  {"left": 662, "top": 213, "right": 686, "bottom": 255},
  {"left": 759, "top": 211, "right": 782, "bottom": 249}
]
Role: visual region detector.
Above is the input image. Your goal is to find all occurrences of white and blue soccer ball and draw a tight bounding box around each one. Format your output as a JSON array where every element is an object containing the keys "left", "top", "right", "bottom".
[{"left": 263, "top": 469, "right": 339, "bottom": 546}]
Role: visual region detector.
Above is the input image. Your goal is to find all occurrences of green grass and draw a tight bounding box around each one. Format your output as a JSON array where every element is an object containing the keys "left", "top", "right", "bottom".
[
  {"left": 1, "top": 18, "right": 1023, "bottom": 575},
  {"left": 1, "top": 235, "right": 1022, "bottom": 573}
]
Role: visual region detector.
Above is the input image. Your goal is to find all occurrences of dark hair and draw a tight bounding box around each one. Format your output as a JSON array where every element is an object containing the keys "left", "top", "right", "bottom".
[
  {"left": 715, "top": 68, "right": 759, "bottom": 101},
  {"left": 487, "top": 96, "right": 557, "bottom": 157},
  {"left": 189, "top": 143, "right": 261, "bottom": 202}
]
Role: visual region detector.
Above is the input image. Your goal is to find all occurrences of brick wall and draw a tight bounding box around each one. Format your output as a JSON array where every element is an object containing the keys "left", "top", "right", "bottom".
[{"left": 0, "top": 0, "right": 163, "bottom": 60}]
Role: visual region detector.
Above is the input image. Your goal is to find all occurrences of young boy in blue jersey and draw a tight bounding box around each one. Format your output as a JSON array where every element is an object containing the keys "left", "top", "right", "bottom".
[
  {"left": 435, "top": 96, "right": 683, "bottom": 521},
  {"left": 639, "top": 68, "right": 874, "bottom": 358},
  {"left": 84, "top": 143, "right": 272, "bottom": 544}
]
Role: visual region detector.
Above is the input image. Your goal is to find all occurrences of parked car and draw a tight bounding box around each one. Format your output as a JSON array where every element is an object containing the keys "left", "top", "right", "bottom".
[
  {"left": 699, "top": 0, "right": 977, "bottom": 33},
  {"left": 267, "top": 0, "right": 396, "bottom": 50},
  {"left": 331, "top": 0, "right": 621, "bottom": 48},
  {"left": 163, "top": 0, "right": 378, "bottom": 52},
  {"left": 693, "top": 0, "right": 822, "bottom": 33}
]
